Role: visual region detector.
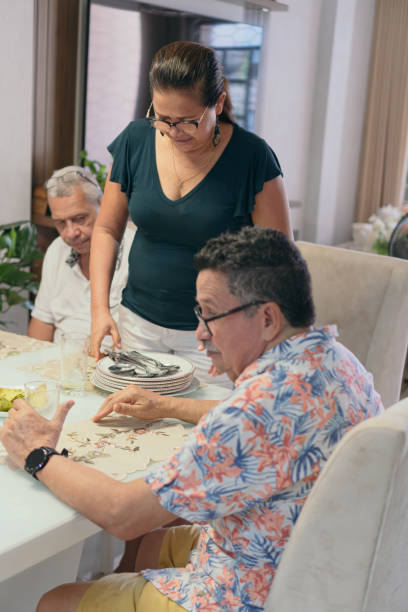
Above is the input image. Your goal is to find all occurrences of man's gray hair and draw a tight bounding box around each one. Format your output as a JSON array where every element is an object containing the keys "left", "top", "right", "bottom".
[
  {"left": 194, "top": 227, "right": 316, "bottom": 328},
  {"left": 45, "top": 165, "right": 102, "bottom": 206}
]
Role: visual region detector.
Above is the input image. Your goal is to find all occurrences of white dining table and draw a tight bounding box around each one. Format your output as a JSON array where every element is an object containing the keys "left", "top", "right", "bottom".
[{"left": 0, "top": 335, "right": 230, "bottom": 612}]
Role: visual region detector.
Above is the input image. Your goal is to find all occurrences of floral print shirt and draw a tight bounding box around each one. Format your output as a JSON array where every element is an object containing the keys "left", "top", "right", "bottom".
[{"left": 143, "top": 326, "right": 383, "bottom": 610}]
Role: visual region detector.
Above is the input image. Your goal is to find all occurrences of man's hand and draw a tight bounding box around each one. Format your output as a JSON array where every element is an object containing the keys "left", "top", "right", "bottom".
[
  {"left": 0, "top": 398, "right": 74, "bottom": 469},
  {"left": 90, "top": 309, "right": 121, "bottom": 359},
  {"left": 93, "top": 385, "right": 218, "bottom": 425},
  {"left": 93, "top": 385, "right": 167, "bottom": 422}
]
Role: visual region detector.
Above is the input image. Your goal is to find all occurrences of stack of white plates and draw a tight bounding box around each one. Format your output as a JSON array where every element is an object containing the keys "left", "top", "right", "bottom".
[{"left": 90, "top": 351, "right": 198, "bottom": 396}]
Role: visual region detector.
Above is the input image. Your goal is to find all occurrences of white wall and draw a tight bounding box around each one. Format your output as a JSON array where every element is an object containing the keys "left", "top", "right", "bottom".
[
  {"left": 0, "top": 1, "right": 34, "bottom": 226},
  {"left": 85, "top": 4, "right": 143, "bottom": 167},
  {"left": 257, "top": 0, "right": 376, "bottom": 244},
  {"left": 331, "top": 0, "right": 376, "bottom": 243},
  {"left": 256, "top": 0, "right": 323, "bottom": 203}
]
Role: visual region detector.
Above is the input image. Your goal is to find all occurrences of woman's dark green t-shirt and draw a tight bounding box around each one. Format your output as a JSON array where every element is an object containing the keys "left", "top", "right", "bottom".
[{"left": 108, "top": 120, "right": 283, "bottom": 330}]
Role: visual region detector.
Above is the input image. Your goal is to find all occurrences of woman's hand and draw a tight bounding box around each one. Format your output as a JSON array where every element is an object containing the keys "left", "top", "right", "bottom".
[
  {"left": 89, "top": 168, "right": 129, "bottom": 359},
  {"left": 93, "top": 385, "right": 166, "bottom": 422},
  {"left": 0, "top": 398, "right": 74, "bottom": 469},
  {"left": 90, "top": 308, "right": 121, "bottom": 359}
]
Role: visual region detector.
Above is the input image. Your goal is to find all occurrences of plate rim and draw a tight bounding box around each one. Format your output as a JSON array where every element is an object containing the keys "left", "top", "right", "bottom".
[
  {"left": 94, "top": 370, "right": 193, "bottom": 387},
  {"left": 90, "top": 372, "right": 200, "bottom": 396}
]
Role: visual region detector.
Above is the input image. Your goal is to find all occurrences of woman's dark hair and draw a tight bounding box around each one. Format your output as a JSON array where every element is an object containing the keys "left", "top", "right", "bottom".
[
  {"left": 149, "top": 41, "right": 234, "bottom": 123},
  {"left": 194, "top": 227, "right": 316, "bottom": 328}
]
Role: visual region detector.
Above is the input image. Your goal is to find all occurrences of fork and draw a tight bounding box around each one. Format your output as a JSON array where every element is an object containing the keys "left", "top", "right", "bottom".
[
  {"left": 106, "top": 350, "right": 179, "bottom": 377},
  {"left": 127, "top": 350, "right": 177, "bottom": 371},
  {"left": 107, "top": 350, "right": 179, "bottom": 372}
]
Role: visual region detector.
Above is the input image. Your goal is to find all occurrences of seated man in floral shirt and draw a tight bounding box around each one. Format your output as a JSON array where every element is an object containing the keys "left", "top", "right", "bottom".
[{"left": 1, "top": 227, "right": 383, "bottom": 611}]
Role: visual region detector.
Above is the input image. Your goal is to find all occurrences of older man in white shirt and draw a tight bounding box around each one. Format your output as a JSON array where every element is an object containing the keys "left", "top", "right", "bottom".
[{"left": 28, "top": 166, "right": 133, "bottom": 343}]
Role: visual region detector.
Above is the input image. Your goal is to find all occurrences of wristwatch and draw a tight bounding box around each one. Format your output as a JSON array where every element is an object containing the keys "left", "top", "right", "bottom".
[{"left": 24, "top": 446, "right": 69, "bottom": 480}]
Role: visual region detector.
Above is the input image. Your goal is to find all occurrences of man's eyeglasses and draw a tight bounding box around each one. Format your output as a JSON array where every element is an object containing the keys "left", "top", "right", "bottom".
[
  {"left": 145, "top": 102, "right": 208, "bottom": 134},
  {"left": 194, "top": 301, "right": 267, "bottom": 336},
  {"left": 46, "top": 170, "right": 98, "bottom": 189}
]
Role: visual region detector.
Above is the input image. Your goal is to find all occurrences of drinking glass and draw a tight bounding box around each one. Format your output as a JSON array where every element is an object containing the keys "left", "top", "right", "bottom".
[
  {"left": 24, "top": 380, "right": 60, "bottom": 416},
  {"left": 60, "top": 333, "right": 89, "bottom": 394}
]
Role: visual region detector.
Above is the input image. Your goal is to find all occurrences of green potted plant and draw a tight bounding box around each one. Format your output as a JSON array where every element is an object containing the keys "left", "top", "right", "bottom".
[
  {"left": 79, "top": 150, "right": 108, "bottom": 191},
  {"left": 0, "top": 222, "right": 43, "bottom": 327}
]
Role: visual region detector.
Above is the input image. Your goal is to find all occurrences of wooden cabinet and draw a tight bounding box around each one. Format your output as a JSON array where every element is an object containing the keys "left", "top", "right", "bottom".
[{"left": 31, "top": 1, "right": 82, "bottom": 277}]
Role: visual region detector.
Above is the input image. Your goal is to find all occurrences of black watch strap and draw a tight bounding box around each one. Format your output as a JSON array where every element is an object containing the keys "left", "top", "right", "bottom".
[{"left": 24, "top": 446, "right": 69, "bottom": 480}]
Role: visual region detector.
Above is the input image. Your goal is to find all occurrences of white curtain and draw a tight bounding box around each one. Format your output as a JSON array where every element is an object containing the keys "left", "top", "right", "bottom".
[{"left": 356, "top": 0, "right": 408, "bottom": 221}]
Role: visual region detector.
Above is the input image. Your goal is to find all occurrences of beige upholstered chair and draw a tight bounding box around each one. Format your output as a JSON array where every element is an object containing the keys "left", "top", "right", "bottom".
[
  {"left": 297, "top": 242, "right": 408, "bottom": 408},
  {"left": 265, "top": 397, "right": 408, "bottom": 612}
]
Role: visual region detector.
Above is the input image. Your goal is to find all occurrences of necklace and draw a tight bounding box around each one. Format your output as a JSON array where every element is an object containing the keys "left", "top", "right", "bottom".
[{"left": 170, "top": 138, "right": 220, "bottom": 190}]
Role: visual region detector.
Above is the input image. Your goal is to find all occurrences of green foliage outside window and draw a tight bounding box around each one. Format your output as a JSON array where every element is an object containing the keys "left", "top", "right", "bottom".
[{"left": 79, "top": 150, "right": 108, "bottom": 191}]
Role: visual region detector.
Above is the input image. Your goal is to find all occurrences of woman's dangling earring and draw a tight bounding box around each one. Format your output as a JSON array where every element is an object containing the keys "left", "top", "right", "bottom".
[
  {"left": 160, "top": 131, "right": 165, "bottom": 137},
  {"left": 212, "top": 118, "right": 221, "bottom": 147}
]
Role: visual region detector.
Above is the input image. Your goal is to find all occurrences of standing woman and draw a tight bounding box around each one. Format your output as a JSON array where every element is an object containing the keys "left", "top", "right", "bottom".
[{"left": 90, "top": 41, "right": 292, "bottom": 383}]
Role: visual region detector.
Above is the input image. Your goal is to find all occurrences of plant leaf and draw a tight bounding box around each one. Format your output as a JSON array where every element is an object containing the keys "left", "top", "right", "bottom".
[{"left": 6, "top": 290, "right": 25, "bottom": 306}]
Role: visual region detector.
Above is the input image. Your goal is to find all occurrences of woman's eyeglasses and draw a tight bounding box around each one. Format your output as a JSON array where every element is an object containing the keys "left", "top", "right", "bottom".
[{"left": 145, "top": 102, "right": 208, "bottom": 135}]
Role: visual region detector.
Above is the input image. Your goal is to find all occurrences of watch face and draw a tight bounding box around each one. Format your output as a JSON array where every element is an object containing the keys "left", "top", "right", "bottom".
[
  {"left": 25, "top": 446, "right": 67, "bottom": 478},
  {"left": 25, "top": 448, "right": 47, "bottom": 473},
  {"left": 25, "top": 447, "right": 56, "bottom": 478}
]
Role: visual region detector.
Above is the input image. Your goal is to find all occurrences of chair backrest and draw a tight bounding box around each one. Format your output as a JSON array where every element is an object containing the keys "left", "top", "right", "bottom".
[
  {"left": 297, "top": 242, "right": 408, "bottom": 407},
  {"left": 265, "top": 397, "right": 408, "bottom": 612}
]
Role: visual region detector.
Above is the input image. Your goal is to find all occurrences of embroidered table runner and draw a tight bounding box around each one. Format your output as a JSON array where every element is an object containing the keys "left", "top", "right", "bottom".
[
  {"left": 0, "top": 332, "right": 191, "bottom": 478},
  {"left": 57, "top": 416, "right": 189, "bottom": 480},
  {"left": 1, "top": 416, "right": 189, "bottom": 479},
  {"left": 18, "top": 357, "right": 98, "bottom": 393},
  {"left": 0, "top": 330, "right": 53, "bottom": 359}
]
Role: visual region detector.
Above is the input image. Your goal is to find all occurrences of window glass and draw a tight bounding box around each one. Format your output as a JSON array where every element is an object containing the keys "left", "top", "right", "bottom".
[{"left": 199, "top": 23, "right": 263, "bottom": 129}]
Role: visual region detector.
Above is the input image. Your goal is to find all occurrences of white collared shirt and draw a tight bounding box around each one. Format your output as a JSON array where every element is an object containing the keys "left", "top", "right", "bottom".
[{"left": 32, "top": 227, "right": 134, "bottom": 343}]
